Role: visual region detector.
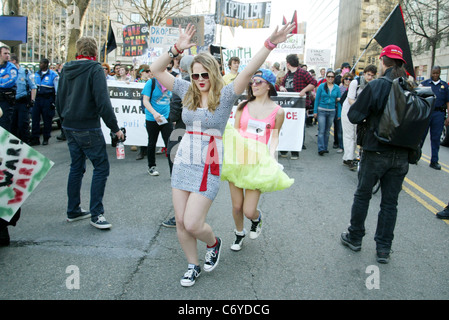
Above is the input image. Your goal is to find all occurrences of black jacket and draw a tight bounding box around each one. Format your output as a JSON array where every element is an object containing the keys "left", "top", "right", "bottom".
[
  {"left": 347, "top": 67, "right": 408, "bottom": 152},
  {"left": 55, "top": 60, "right": 119, "bottom": 133}
]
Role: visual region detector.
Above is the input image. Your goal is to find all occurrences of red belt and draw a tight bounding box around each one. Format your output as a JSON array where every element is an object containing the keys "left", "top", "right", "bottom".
[{"left": 186, "top": 131, "right": 222, "bottom": 192}]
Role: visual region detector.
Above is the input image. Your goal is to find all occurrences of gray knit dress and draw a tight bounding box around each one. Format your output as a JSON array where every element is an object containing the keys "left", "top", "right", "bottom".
[{"left": 171, "top": 77, "right": 239, "bottom": 200}]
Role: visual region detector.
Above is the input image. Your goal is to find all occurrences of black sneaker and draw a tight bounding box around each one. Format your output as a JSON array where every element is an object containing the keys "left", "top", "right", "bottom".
[
  {"left": 340, "top": 232, "right": 362, "bottom": 251},
  {"left": 204, "top": 237, "right": 222, "bottom": 272},
  {"left": 249, "top": 211, "right": 262, "bottom": 239},
  {"left": 436, "top": 206, "right": 449, "bottom": 219},
  {"left": 376, "top": 251, "right": 391, "bottom": 264},
  {"left": 230, "top": 230, "right": 246, "bottom": 251},
  {"left": 180, "top": 265, "right": 201, "bottom": 287},
  {"left": 67, "top": 209, "right": 91, "bottom": 222},
  {"left": 162, "top": 217, "right": 176, "bottom": 227},
  {"left": 90, "top": 214, "right": 112, "bottom": 229}
]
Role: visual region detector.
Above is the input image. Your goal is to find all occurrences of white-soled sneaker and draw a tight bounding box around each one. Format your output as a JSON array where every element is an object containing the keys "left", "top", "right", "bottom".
[
  {"left": 204, "top": 237, "right": 222, "bottom": 272},
  {"left": 90, "top": 214, "right": 112, "bottom": 229},
  {"left": 230, "top": 230, "right": 246, "bottom": 251},
  {"left": 148, "top": 166, "right": 159, "bottom": 176},
  {"left": 249, "top": 211, "right": 263, "bottom": 239},
  {"left": 180, "top": 265, "right": 201, "bottom": 287},
  {"left": 67, "top": 209, "right": 91, "bottom": 222}
]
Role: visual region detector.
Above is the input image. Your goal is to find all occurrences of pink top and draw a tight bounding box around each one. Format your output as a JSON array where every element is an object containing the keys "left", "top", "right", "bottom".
[{"left": 239, "top": 104, "right": 281, "bottom": 145}]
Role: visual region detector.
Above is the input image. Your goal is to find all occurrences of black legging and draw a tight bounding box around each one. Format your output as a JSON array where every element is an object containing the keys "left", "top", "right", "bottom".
[{"left": 145, "top": 120, "right": 173, "bottom": 168}]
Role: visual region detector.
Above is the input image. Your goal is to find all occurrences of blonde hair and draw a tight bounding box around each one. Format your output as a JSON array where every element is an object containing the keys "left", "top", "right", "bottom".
[
  {"left": 76, "top": 36, "right": 98, "bottom": 57},
  {"left": 183, "top": 52, "right": 224, "bottom": 112}
]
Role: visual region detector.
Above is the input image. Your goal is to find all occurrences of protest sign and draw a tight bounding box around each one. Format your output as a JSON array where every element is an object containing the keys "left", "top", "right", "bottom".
[
  {"left": 215, "top": 0, "right": 271, "bottom": 28},
  {"left": 0, "top": 128, "right": 54, "bottom": 222},
  {"left": 166, "top": 16, "right": 205, "bottom": 46},
  {"left": 273, "top": 34, "right": 304, "bottom": 54},
  {"left": 122, "top": 24, "right": 150, "bottom": 57},
  {"left": 306, "top": 49, "right": 331, "bottom": 67},
  {"left": 222, "top": 47, "right": 252, "bottom": 73}
]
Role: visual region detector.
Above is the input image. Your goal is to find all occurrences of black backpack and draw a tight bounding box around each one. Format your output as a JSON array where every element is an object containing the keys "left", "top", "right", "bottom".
[{"left": 374, "top": 77, "right": 434, "bottom": 162}]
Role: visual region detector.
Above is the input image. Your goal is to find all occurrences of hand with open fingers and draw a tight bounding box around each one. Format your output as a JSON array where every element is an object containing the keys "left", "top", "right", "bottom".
[
  {"left": 176, "top": 23, "right": 197, "bottom": 52},
  {"left": 269, "top": 22, "right": 296, "bottom": 45}
]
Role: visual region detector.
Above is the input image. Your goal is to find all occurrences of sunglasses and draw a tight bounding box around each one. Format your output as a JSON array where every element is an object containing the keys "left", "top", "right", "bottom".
[
  {"left": 250, "top": 79, "right": 267, "bottom": 86},
  {"left": 327, "top": 75, "right": 335, "bottom": 79},
  {"left": 191, "top": 72, "right": 209, "bottom": 80},
  {"left": 344, "top": 77, "right": 353, "bottom": 80}
]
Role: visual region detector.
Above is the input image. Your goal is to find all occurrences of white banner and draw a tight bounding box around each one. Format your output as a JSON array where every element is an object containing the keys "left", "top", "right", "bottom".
[
  {"left": 103, "top": 82, "right": 305, "bottom": 151},
  {"left": 273, "top": 34, "right": 304, "bottom": 54}
]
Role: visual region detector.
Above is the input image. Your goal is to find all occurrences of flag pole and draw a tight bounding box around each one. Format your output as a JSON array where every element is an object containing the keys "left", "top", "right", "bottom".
[
  {"left": 104, "top": 17, "right": 110, "bottom": 64},
  {"left": 350, "top": 4, "right": 400, "bottom": 73}
]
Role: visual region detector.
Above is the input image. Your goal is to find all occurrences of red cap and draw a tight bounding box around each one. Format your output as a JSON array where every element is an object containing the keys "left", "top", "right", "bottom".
[{"left": 379, "top": 45, "right": 406, "bottom": 64}]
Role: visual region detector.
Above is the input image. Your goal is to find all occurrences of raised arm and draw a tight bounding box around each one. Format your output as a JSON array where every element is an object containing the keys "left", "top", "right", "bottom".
[
  {"left": 150, "top": 24, "right": 197, "bottom": 92},
  {"left": 233, "top": 23, "right": 296, "bottom": 95}
]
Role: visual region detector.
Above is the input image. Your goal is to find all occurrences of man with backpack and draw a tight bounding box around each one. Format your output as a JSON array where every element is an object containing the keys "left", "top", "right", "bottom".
[{"left": 340, "top": 45, "right": 412, "bottom": 264}]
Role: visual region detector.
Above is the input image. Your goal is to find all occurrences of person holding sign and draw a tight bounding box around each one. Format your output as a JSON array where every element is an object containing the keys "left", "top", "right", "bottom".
[
  {"left": 221, "top": 69, "right": 294, "bottom": 251},
  {"left": 149, "top": 22, "right": 295, "bottom": 287}
]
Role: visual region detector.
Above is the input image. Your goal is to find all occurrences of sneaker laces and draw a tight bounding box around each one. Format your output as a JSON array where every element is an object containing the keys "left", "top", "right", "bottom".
[
  {"left": 205, "top": 249, "right": 216, "bottom": 263},
  {"left": 96, "top": 215, "right": 107, "bottom": 223},
  {"left": 183, "top": 268, "right": 198, "bottom": 278}
]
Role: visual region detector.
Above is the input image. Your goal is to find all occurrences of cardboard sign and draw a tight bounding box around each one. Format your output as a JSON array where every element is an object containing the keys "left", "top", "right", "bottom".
[{"left": 0, "top": 128, "right": 54, "bottom": 222}]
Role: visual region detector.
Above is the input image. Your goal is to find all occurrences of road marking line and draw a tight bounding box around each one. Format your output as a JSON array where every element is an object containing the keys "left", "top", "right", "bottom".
[
  {"left": 402, "top": 185, "right": 449, "bottom": 226},
  {"left": 404, "top": 177, "right": 447, "bottom": 208}
]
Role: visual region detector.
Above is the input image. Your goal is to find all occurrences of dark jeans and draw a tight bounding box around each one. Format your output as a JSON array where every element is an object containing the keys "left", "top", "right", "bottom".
[
  {"left": 145, "top": 120, "right": 172, "bottom": 168},
  {"left": 32, "top": 96, "right": 55, "bottom": 139},
  {"left": 333, "top": 112, "right": 343, "bottom": 149},
  {"left": 65, "top": 129, "right": 109, "bottom": 219},
  {"left": 348, "top": 149, "right": 409, "bottom": 252},
  {"left": 11, "top": 100, "right": 31, "bottom": 143}
]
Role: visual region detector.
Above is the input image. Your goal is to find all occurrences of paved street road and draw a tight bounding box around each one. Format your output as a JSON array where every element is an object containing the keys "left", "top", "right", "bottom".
[{"left": 1, "top": 124, "right": 448, "bottom": 303}]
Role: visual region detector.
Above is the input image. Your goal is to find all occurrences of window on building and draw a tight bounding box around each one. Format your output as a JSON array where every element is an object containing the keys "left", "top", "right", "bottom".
[{"left": 131, "top": 13, "right": 140, "bottom": 23}]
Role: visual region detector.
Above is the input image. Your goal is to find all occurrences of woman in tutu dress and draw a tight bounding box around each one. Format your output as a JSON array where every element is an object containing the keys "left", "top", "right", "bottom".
[
  {"left": 150, "top": 23, "right": 295, "bottom": 286},
  {"left": 222, "top": 69, "right": 294, "bottom": 251}
]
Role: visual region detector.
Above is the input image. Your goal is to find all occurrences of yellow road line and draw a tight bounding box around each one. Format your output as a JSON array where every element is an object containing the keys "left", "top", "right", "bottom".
[
  {"left": 402, "top": 185, "right": 449, "bottom": 225},
  {"left": 404, "top": 177, "right": 447, "bottom": 208}
]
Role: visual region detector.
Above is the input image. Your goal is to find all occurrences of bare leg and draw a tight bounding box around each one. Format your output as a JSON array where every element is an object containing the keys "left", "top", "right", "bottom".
[
  {"left": 242, "top": 189, "right": 261, "bottom": 221},
  {"left": 173, "top": 188, "right": 216, "bottom": 265},
  {"left": 229, "top": 182, "right": 244, "bottom": 231}
]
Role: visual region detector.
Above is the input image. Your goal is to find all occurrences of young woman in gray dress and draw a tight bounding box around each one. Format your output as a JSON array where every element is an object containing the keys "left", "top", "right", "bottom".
[{"left": 150, "top": 23, "right": 295, "bottom": 287}]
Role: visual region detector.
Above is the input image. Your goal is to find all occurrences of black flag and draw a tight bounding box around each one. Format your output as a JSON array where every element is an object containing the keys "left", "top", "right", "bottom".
[
  {"left": 101, "top": 20, "right": 117, "bottom": 61},
  {"left": 374, "top": 5, "right": 415, "bottom": 78}
]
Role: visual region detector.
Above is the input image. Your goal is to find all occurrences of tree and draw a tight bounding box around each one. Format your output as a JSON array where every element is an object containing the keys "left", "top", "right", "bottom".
[
  {"left": 113, "top": 0, "right": 187, "bottom": 27},
  {"left": 51, "top": 0, "right": 92, "bottom": 61},
  {"left": 403, "top": 0, "right": 449, "bottom": 68}
]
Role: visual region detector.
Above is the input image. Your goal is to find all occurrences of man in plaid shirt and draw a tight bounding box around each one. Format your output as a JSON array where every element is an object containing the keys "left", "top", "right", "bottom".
[{"left": 279, "top": 54, "right": 317, "bottom": 159}]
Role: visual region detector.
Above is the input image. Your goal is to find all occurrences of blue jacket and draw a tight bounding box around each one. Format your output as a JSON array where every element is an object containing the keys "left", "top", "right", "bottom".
[
  {"left": 16, "top": 67, "right": 37, "bottom": 100},
  {"left": 420, "top": 78, "right": 449, "bottom": 110},
  {"left": 314, "top": 82, "right": 342, "bottom": 117},
  {"left": 35, "top": 69, "right": 59, "bottom": 97},
  {"left": 0, "top": 61, "right": 18, "bottom": 90}
]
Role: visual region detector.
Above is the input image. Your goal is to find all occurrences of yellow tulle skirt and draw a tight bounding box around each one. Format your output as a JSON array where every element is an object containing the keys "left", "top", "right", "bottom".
[{"left": 221, "top": 124, "right": 294, "bottom": 193}]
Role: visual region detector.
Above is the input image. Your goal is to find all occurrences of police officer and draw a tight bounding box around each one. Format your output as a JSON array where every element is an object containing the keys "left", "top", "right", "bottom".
[
  {"left": 10, "top": 54, "right": 37, "bottom": 144},
  {"left": 0, "top": 45, "right": 18, "bottom": 131},
  {"left": 30, "top": 58, "right": 59, "bottom": 146},
  {"left": 420, "top": 66, "right": 449, "bottom": 170}
]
